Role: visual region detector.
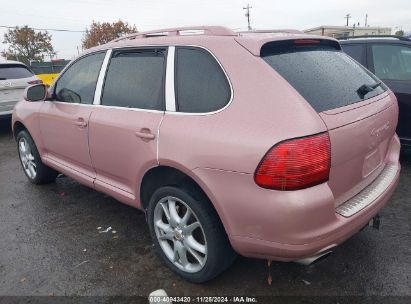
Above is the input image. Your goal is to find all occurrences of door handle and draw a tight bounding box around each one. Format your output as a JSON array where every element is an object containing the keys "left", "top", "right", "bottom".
[
  {"left": 135, "top": 129, "right": 155, "bottom": 140},
  {"left": 74, "top": 118, "right": 88, "bottom": 128}
]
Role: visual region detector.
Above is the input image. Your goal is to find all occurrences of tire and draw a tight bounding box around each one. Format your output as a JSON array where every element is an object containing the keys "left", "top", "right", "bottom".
[
  {"left": 16, "top": 130, "right": 58, "bottom": 185},
  {"left": 147, "top": 186, "right": 236, "bottom": 283}
]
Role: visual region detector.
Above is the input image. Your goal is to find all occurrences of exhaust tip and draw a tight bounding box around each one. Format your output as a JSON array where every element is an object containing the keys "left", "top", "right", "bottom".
[{"left": 295, "top": 250, "right": 333, "bottom": 266}]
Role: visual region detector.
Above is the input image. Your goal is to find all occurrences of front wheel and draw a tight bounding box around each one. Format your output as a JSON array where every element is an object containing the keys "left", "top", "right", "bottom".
[
  {"left": 147, "top": 186, "right": 236, "bottom": 283},
  {"left": 17, "top": 130, "right": 58, "bottom": 184}
]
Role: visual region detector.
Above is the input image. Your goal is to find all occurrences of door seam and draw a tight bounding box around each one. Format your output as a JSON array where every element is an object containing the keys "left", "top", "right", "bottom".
[
  {"left": 86, "top": 110, "right": 97, "bottom": 182},
  {"left": 157, "top": 113, "right": 165, "bottom": 165}
]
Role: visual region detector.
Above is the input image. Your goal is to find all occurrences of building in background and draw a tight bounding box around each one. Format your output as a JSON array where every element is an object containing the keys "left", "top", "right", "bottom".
[{"left": 304, "top": 25, "right": 392, "bottom": 38}]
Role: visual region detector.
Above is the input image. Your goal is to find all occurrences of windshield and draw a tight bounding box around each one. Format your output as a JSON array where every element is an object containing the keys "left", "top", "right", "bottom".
[{"left": 261, "top": 40, "right": 387, "bottom": 112}]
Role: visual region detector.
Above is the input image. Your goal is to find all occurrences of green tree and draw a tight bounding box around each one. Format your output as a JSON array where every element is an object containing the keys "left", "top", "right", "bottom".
[
  {"left": 2, "top": 26, "right": 55, "bottom": 64},
  {"left": 82, "top": 20, "right": 137, "bottom": 49}
]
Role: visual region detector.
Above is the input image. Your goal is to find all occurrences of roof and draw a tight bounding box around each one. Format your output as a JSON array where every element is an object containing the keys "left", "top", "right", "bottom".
[
  {"left": 339, "top": 35, "right": 411, "bottom": 45},
  {"left": 305, "top": 25, "right": 392, "bottom": 32},
  {"left": 84, "top": 26, "right": 338, "bottom": 57}
]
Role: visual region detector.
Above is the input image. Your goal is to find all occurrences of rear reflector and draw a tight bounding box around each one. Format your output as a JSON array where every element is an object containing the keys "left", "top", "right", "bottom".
[
  {"left": 255, "top": 133, "right": 331, "bottom": 190},
  {"left": 28, "top": 80, "right": 43, "bottom": 85}
]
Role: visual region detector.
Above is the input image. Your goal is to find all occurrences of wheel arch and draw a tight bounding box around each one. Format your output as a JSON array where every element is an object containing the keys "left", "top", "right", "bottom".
[
  {"left": 140, "top": 165, "right": 230, "bottom": 235},
  {"left": 13, "top": 121, "right": 28, "bottom": 140}
]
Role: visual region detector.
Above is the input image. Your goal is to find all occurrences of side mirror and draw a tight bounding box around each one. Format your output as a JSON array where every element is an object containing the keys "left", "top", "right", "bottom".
[{"left": 24, "top": 84, "right": 48, "bottom": 102}]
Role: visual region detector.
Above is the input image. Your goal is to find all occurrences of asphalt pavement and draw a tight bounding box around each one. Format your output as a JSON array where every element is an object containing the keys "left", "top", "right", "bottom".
[{"left": 0, "top": 118, "right": 410, "bottom": 299}]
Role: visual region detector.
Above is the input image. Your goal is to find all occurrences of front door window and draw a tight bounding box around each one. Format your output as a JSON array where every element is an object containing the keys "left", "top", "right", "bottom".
[{"left": 54, "top": 52, "right": 105, "bottom": 104}]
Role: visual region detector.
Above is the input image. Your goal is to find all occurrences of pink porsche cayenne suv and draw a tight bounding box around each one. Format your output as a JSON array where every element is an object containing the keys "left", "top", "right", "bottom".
[{"left": 12, "top": 26, "right": 401, "bottom": 282}]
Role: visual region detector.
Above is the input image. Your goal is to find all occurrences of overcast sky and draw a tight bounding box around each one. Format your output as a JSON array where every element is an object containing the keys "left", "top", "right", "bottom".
[{"left": 1, "top": 0, "right": 410, "bottom": 59}]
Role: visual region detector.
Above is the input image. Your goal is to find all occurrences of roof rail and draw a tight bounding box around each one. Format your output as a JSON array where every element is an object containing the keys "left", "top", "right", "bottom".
[
  {"left": 338, "top": 35, "right": 411, "bottom": 41},
  {"left": 238, "top": 29, "right": 303, "bottom": 35},
  {"left": 112, "top": 26, "right": 236, "bottom": 42}
]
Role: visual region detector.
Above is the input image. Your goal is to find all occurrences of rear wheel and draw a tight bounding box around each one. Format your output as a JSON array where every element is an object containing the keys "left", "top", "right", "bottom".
[
  {"left": 147, "top": 186, "right": 236, "bottom": 283},
  {"left": 17, "top": 130, "right": 58, "bottom": 184}
]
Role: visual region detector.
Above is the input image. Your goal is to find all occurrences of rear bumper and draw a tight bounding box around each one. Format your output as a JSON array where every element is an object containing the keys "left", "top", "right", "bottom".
[
  {"left": 0, "top": 110, "right": 13, "bottom": 119},
  {"left": 400, "top": 137, "right": 411, "bottom": 149},
  {"left": 230, "top": 165, "right": 399, "bottom": 261},
  {"left": 193, "top": 135, "right": 401, "bottom": 261},
  {"left": 0, "top": 100, "right": 17, "bottom": 118}
]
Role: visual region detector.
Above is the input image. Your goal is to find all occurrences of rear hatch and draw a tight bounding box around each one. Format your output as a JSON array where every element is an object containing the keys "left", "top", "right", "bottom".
[
  {"left": 0, "top": 63, "right": 36, "bottom": 112},
  {"left": 260, "top": 39, "right": 398, "bottom": 205}
]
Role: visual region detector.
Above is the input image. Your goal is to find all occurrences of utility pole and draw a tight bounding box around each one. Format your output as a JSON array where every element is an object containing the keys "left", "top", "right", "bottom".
[
  {"left": 243, "top": 4, "right": 253, "bottom": 31},
  {"left": 344, "top": 14, "right": 351, "bottom": 26},
  {"left": 365, "top": 13, "right": 368, "bottom": 27}
]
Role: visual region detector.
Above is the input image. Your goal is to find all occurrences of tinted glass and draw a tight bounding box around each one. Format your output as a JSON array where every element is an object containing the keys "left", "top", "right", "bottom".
[
  {"left": 101, "top": 50, "right": 165, "bottom": 110},
  {"left": 262, "top": 41, "right": 386, "bottom": 113},
  {"left": 175, "top": 47, "right": 231, "bottom": 113},
  {"left": 341, "top": 44, "right": 366, "bottom": 65},
  {"left": 371, "top": 44, "right": 411, "bottom": 81},
  {"left": 55, "top": 52, "right": 105, "bottom": 104},
  {"left": 0, "top": 64, "right": 34, "bottom": 79}
]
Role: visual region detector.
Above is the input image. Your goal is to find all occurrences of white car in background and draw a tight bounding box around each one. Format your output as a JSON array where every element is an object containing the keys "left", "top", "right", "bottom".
[{"left": 0, "top": 60, "right": 42, "bottom": 119}]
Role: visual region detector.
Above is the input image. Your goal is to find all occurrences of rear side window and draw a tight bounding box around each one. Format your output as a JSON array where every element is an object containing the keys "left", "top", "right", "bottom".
[
  {"left": 55, "top": 52, "right": 105, "bottom": 104},
  {"left": 371, "top": 44, "right": 411, "bottom": 81},
  {"left": 261, "top": 40, "right": 386, "bottom": 113},
  {"left": 341, "top": 44, "right": 366, "bottom": 66},
  {"left": 101, "top": 49, "right": 165, "bottom": 110},
  {"left": 0, "top": 64, "right": 34, "bottom": 79},
  {"left": 175, "top": 47, "right": 231, "bottom": 113}
]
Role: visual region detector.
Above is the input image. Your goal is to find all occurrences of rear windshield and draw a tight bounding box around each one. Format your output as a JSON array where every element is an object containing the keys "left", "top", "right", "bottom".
[
  {"left": 261, "top": 40, "right": 387, "bottom": 112},
  {"left": 0, "top": 64, "right": 34, "bottom": 80}
]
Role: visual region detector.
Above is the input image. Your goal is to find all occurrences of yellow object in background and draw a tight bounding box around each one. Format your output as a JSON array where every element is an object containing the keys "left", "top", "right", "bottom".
[{"left": 36, "top": 73, "right": 59, "bottom": 86}]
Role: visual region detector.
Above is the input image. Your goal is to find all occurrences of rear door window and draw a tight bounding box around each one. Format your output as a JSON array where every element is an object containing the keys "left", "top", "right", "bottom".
[
  {"left": 371, "top": 44, "right": 411, "bottom": 81},
  {"left": 261, "top": 40, "right": 386, "bottom": 113},
  {"left": 0, "top": 64, "right": 34, "bottom": 79},
  {"left": 340, "top": 44, "right": 366, "bottom": 66},
  {"left": 175, "top": 47, "right": 231, "bottom": 113},
  {"left": 101, "top": 49, "right": 166, "bottom": 110}
]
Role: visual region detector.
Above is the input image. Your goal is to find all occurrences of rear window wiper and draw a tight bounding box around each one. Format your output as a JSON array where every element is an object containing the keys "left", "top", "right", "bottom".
[{"left": 357, "top": 81, "right": 382, "bottom": 98}]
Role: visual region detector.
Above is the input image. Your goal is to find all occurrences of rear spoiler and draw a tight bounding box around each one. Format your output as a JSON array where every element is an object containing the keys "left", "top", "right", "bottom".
[
  {"left": 235, "top": 35, "right": 340, "bottom": 56},
  {"left": 260, "top": 39, "right": 341, "bottom": 57}
]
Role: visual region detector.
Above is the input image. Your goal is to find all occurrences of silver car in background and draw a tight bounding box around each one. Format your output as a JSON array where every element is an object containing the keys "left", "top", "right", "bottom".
[{"left": 0, "top": 60, "right": 42, "bottom": 118}]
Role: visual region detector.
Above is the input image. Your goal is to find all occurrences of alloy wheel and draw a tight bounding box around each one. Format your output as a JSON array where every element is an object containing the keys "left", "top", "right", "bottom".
[
  {"left": 18, "top": 137, "right": 37, "bottom": 179},
  {"left": 153, "top": 196, "right": 208, "bottom": 273}
]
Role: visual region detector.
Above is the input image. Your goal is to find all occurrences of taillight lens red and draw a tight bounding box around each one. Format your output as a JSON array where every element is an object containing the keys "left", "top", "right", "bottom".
[
  {"left": 28, "top": 80, "right": 43, "bottom": 85},
  {"left": 255, "top": 133, "right": 331, "bottom": 190}
]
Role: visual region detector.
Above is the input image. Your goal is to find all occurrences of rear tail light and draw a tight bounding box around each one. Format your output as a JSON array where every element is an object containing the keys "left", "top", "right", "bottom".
[
  {"left": 255, "top": 133, "right": 331, "bottom": 190},
  {"left": 28, "top": 80, "right": 43, "bottom": 85}
]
